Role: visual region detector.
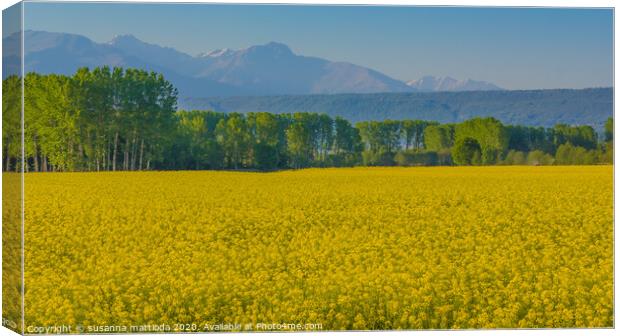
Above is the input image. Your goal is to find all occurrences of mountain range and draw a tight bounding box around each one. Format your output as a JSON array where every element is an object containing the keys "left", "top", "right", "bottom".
[{"left": 4, "top": 30, "right": 503, "bottom": 97}]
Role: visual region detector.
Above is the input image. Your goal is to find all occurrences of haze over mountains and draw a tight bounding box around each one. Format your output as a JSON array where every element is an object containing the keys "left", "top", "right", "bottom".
[{"left": 4, "top": 30, "right": 502, "bottom": 97}]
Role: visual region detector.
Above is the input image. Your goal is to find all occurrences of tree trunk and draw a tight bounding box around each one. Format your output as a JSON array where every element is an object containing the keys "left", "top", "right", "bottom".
[
  {"left": 78, "top": 143, "right": 85, "bottom": 171},
  {"left": 124, "top": 137, "right": 130, "bottom": 171},
  {"left": 112, "top": 132, "right": 119, "bottom": 171},
  {"left": 103, "top": 135, "right": 109, "bottom": 171},
  {"left": 102, "top": 147, "right": 106, "bottom": 172},
  {"left": 139, "top": 139, "right": 144, "bottom": 171},
  {"left": 104, "top": 141, "right": 109, "bottom": 171},
  {"left": 33, "top": 140, "right": 39, "bottom": 173},
  {"left": 130, "top": 133, "right": 138, "bottom": 171}
]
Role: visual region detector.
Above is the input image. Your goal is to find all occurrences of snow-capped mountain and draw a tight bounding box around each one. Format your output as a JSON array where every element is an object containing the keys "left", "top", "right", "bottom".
[
  {"left": 6, "top": 30, "right": 505, "bottom": 97},
  {"left": 406, "top": 76, "right": 503, "bottom": 92},
  {"left": 190, "top": 41, "right": 412, "bottom": 95},
  {"left": 7, "top": 30, "right": 412, "bottom": 97},
  {"left": 197, "top": 48, "right": 235, "bottom": 58}
]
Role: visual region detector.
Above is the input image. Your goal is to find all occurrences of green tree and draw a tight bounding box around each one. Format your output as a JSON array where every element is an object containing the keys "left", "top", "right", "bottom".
[
  {"left": 216, "top": 113, "right": 251, "bottom": 169},
  {"left": 402, "top": 120, "right": 433, "bottom": 150},
  {"left": 527, "top": 150, "right": 554, "bottom": 165},
  {"left": 333, "top": 117, "right": 362, "bottom": 166},
  {"left": 424, "top": 124, "right": 454, "bottom": 151},
  {"left": 287, "top": 121, "right": 311, "bottom": 168},
  {"left": 604, "top": 117, "right": 613, "bottom": 142},
  {"left": 502, "top": 150, "right": 526, "bottom": 165},
  {"left": 554, "top": 143, "right": 598, "bottom": 165},
  {"left": 248, "top": 112, "right": 285, "bottom": 168},
  {"left": 2, "top": 75, "right": 21, "bottom": 172},
  {"left": 455, "top": 117, "right": 508, "bottom": 164},
  {"left": 553, "top": 124, "right": 598, "bottom": 150},
  {"left": 452, "top": 137, "right": 482, "bottom": 165}
]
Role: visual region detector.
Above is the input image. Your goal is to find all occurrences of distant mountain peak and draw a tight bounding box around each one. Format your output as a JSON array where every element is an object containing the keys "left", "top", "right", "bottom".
[
  {"left": 244, "top": 41, "right": 293, "bottom": 56},
  {"left": 197, "top": 48, "right": 235, "bottom": 58},
  {"left": 264, "top": 41, "right": 291, "bottom": 50},
  {"left": 407, "top": 75, "right": 503, "bottom": 92},
  {"left": 107, "top": 33, "right": 184, "bottom": 55},
  {"left": 108, "top": 34, "right": 141, "bottom": 44}
]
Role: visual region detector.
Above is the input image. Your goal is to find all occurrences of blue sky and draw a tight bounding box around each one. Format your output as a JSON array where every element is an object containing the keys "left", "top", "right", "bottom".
[{"left": 22, "top": 2, "right": 613, "bottom": 90}]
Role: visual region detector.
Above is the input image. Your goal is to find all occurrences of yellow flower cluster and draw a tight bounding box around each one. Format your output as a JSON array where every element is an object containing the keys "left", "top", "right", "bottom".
[
  {"left": 3, "top": 173, "right": 22, "bottom": 333},
  {"left": 23, "top": 166, "right": 612, "bottom": 330}
]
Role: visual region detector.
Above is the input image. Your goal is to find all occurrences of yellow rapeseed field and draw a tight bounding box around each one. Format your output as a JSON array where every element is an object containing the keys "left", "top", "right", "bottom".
[{"left": 22, "top": 166, "right": 612, "bottom": 331}]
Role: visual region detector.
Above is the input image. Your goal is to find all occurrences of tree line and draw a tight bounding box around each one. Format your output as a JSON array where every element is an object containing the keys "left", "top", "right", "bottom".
[
  {"left": 3, "top": 67, "right": 177, "bottom": 172},
  {"left": 2, "top": 68, "right": 613, "bottom": 172}
]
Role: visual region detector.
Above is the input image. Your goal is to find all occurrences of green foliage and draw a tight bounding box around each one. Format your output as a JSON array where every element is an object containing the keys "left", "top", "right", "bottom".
[
  {"left": 455, "top": 118, "right": 508, "bottom": 163},
  {"left": 402, "top": 120, "right": 435, "bottom": 150},
  {"left": 506, "top": 125, "right": 552, "bottom": 153},
  {"left": 555, "top": 143, "right": 602, "bottom": 165},
  {"left": 424, "top": 124, "right": 454, "bottom": 151},
  {"left": 253, "top": 142, "right": 278, "bottom": 170},
  {"left": 3, "top": 75, "right": 22, "bottom": 172},
  {"left": 362, "top": 150, "right": 395, "bottom": 166},
  {"left": 526, "top": 150, "right": 554, "bottom": 166},
  {"left": 601, "top": 142, "right": 613, "bottom": 164},
  {"left": 332, "top": 117, "right": 362, "bottom": 166},
  {"left": 286, "top": 114, "right": 315, "bottom": 168},
  {"left": 357, "top": 120, "right": 401, "bottom": 153},
  {"left": 16, "top": 67, "right": 178, "bottom": 172},
  {"left": 334, "top": 117, "right": 362, "bottom": 154},
  {"left": 216, "top": 113, "right": 252, "bottom": 169},
  {"left": 436, "top": 149, "right": 453, "bottom": 166},
  {"left": 394, "top": 150, "right": 440, "bottom": 166},
  {"left": 175, "top": 110, "right": 226, "bottom": 169},
  {"left": 552, "top": 124, "right": 598, "bottom": 150},
  {"left": 481, "top": 147, "right": 499, "bottom": 165},
  {"left": 604, "top": 117, "right": 613, "bottom": 142},
  {"left": 502, "top": 150, "right": 526, "bottom": 165},
  {"left": 452, "top": 137, "right": 482, "bottom": 166}
]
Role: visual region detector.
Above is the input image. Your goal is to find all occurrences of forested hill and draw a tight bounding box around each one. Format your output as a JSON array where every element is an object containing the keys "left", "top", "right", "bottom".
[{"left": 180, "top": 88, "right": 613, "bottom": 131}]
